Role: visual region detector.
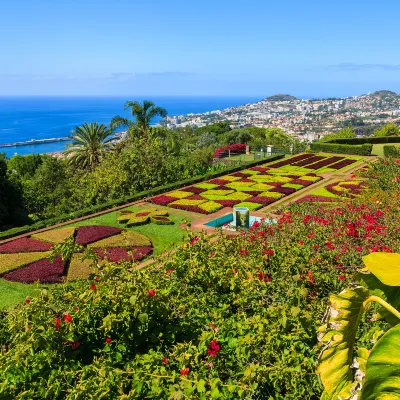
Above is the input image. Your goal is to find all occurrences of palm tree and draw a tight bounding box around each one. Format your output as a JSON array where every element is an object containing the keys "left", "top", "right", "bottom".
[
  {"left": 64, "top": 122, "right": 114, "bottom": 170},
  {"left": 110, "top": 100, "right": 168, "bottom": 140}
]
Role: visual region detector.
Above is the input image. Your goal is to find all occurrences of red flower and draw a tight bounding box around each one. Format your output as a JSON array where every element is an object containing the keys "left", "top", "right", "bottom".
[
  {"left": 90, "top": 283, "right": 97, "bottom": 290},
  {"left": 339, "top": 275, "right": 345, "bottom": 281},
  {"left": 55, "top": 318, "right": 61, "bottom": 331},
  {"left": 313, "top": 244, "right": 319, "bottom": 250},
  {"left": 166, "top": 269, "right": 175, "bottom": 274},
  {"left": 148, "top": 289, "right": 156, "bottom": 297},
  {"left": 299, "top": 240, "right": 305, "bottom": 245},
  {"left": 105, "top": 337, "right": 112, "bottom": 344},
  {"left": 267, "top": 249, "right": 274, "bottom": 256},
  {"left": 71, "top": 341, "right": 80, "bottom": 350},
  {"left": 163, "top": 357, "right": 169, "bottom": 365},
  {"left": 75, "top": 307, "right": 79, "bottom": 312},
  {"left": 207, "top": 339, "right": 220, "bottom": 357},
  {"left": 64, "top": 314, "right": 72, "bottom": 323},
  {"left": 180, "top": 367, "right": 190, "bottom": 376},
  {"left": 239, "top": 249, "right": 248, "bottom": 256},
  {"left": 326, "top": 242, "right": 335, "bottom": 251},
  {"left": 257, "top": 272, "right": 264, "bottom": 280},
  {"left": 233, "top": 268, "right": 238, "bottom": 274},
  {"left": 25, "top": 298, "right": 30, "bottom": 305},
  {"left": 190, "top": 236, "right": 199, "bottom": 245}
]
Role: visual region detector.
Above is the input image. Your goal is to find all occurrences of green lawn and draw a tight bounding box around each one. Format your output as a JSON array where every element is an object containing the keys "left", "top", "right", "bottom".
[
  {"left": 0, "top": 280, "right": 45, "bottom": 310},
  {"left": 372, "top": 144, "right": 385, "bottom": 157}
]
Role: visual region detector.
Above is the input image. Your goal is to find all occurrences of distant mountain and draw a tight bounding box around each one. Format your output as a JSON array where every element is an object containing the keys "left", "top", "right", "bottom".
[
  {"left": 372, "top": 90, "right": 398, "bottom": 97},
  {"left": 265, "top": 94, "right": 298, "bottom": 102}
]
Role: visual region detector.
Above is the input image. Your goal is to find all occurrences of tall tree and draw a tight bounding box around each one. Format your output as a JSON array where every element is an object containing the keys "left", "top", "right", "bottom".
[
  {"left": 64, "top": 122, "right": 114, "bottom": 170},
  {"left": 110, "top": 100, "right": 168, "bottom": 140}
]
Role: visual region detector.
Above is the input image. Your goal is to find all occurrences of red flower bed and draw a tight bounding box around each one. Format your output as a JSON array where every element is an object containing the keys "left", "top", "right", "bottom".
[
  {"left": 214, "top": 144, "right": 246, "bottom": 158},
  {"left": 0, "top": 237, "right": 53, "bottom": 254},
  {"left": 305, "top": 156, "right": 344, "bottom": 170},
  {"left": 135, "top": 211, "right": 152, "bottom": 217},
  {"left": 291, "top": 156, "right": 326, "bottom": 167},
  {"left": 186, "top": 194, "right": 206, "bottom": 201},
  {"left": 295, "top": 195, "right": 336, "bottom": 203},
  {"left": 291, "top": 179, "right": 312, "bottom": 186},
  {"left": 75, "top": 226, "right": 123, "bottom": 246},
  {"left": 94, "top": 247, "right": 153, "bottom": 263},
  {"left": 246, "top": 196, "right": 277, "bottom": 205},
  {"left": 215, "top": 200, "right": 241, "bottom": 207},
  {"left": 207, "top": 179, "right": 231, "bottom": 185},
  {"left": 329, "top": 159, "right": 357, "bottom": 169},
  {"left": 249, "top": 167, "right": 269, "bottom": 173},
  {"left": 230, "top": 172, "right": 251, "bottom": 178},
  {"left": 183, "top": 186, "right": 206, "bottom": 194},
  {"left": 268, "top": 153, "right": 314, "bottom": 168},
  {"left": 169, "top": 204, "right": 209, "bottom": 214},
  {"left": 271, "top": 187, "right": 297, "bottom": 195},
  {"left": 2, "top": 256, "right": 65, "bottom": 284},
  {"left": 149, "top": 195, "right": 178, "bottom": 206}
]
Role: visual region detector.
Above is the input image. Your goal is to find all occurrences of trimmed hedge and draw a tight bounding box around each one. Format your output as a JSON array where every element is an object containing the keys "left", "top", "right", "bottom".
[
  {"left": 325, "top": 136, "right": 400, "bottom": 145},
  {"left": 383, "top": 145, "right": 400, "bottom": 158},
  {"left": 0, "top": 155, "right": 285, "bottom": 240},
  {"left": 310, "top": 143, "right": 372, "bottom": 156}
]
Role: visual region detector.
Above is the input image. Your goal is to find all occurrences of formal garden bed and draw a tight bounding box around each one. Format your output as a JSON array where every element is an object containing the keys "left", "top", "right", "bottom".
[
  {"left": 148, "top": 153, "right": 362, "bottom": 213},
  {"left": 0, "top": 225, "right": 153, "bottom": 284}
]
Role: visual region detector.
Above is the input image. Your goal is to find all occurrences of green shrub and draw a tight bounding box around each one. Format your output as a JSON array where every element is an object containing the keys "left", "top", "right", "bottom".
[
  {"left": 383, "top": 145, "right": 400, "bottom": 158},
  {"left": 0, "top": 155, "right": 285, "bottom": 240},
  {"left": 310, "top": 143, "right": 373, "bottom": 156}
]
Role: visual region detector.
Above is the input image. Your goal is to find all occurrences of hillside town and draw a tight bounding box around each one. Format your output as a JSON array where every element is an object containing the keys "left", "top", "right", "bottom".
[{"left": 161, "top": 90, "right": 400, "bottom": 141}]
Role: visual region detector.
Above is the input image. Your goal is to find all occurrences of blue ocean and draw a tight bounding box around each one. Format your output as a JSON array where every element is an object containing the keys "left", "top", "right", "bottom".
[{"left": 0, "top": 96, "right": 261, "bottom": 157}]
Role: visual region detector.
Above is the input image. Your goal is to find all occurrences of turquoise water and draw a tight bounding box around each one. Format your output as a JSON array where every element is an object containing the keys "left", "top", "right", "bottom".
[
  {"left": 205, "top": 213, "right": 276, "bottom": 229},
  {"left": 0, "top": 96, "right": 261, "bottom": 157}
]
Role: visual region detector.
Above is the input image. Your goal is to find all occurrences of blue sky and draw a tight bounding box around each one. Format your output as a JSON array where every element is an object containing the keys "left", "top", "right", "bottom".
[{"left": 1, "top": 0, "right": 400, "bottom": 97}]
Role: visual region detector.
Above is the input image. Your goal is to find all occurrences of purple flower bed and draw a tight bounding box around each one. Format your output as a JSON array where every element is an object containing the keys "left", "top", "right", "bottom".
[
  {"left": 207, "top": 179, "right": 231, "bottom": 185},
  {"left": 246, "top": 196, "right": 277, "bottom": 205},
  {"left": 329, "top": 159, "right": 357, "bottom": 170},
  {"left": 2, "top": 256, "right": 65, "bottom": 284},
  {"left": 0, "top": 237, "right": 53, "bottom": 254},
  {"left": 149, "top": 195, "right": 178, "bottom": 206},
  {"left": 295, "top": 195, "right": 336, "bottom": 204},
  {"left": 95, "top": 247, "right": 153, "bottom": 263},
  {"left": 75, "top": 226, "right": 123, "bottom": 246},
  {"left": 215, "top": 200, "right": 241, "bottom": 207},
  {"left": 184, "top": 186, "right": 206, "bottom": 194},
  {"left": 291, "top": 156, "right": 326, "bottom": 167},
  {"left": 270, "top": 187, "right": 297, "bottom": 195},
  {"left": 305, "top": 156, "right": 344, "bottom": 170}
]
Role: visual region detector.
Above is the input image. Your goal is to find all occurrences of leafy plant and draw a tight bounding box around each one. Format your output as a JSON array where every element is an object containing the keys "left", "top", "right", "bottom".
[{"left": 317, "top": 252, "right": 400, "bottom": 399}]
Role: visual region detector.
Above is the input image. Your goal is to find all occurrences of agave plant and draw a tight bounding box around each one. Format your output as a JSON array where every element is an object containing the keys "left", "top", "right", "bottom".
[
  {"left": 317, "top": 252, "right": 400, "bottom": 399},
  {"left": 64, "top": 122, "right": 114, "bottom": 170}
]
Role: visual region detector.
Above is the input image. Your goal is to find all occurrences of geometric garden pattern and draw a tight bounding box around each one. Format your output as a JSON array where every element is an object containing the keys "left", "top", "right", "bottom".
[{"left": 148, "top": 153, "right": 359, "bottom": 214}]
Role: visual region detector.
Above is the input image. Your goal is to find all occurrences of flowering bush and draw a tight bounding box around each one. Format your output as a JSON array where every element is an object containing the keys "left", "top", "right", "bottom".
[{"left": 214, "top": 143, "right": 246, "bottom": 158}]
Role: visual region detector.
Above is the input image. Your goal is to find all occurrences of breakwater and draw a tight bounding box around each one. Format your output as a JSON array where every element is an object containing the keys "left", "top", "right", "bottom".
[{"left": 0, "top": 137, "right": 70, "bottom": 148}]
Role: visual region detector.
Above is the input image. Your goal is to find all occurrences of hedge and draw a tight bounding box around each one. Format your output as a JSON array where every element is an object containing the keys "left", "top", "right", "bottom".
[
  {"left": 325, "top": 136, "right": 400, "bottom": 145},
  {"left": 0, "top": 154, "right": 285, "bottom": 240},
  {"left": 383, "top": 145, "right": 400, "bottom": 158},
  {"left": 310, "top": 143, "right": 373, "bottom": 156}
]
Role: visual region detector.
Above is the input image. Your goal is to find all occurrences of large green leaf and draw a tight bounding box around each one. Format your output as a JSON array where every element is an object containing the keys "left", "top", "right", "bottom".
[
  {"left": 361, "top": 323, "right": 400, "bottom": 400},
  {"left": 317, "top": 286, "right": 369, "bottom": 399},
  {"left": 357, "top": 272, "right": 400, "bottom": 326},
  {"left": 362, "top": 253, "right": 400, "bottom": 286}
]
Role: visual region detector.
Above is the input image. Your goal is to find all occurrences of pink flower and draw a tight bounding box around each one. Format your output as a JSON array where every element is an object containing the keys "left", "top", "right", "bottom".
[
  {"left": 207, "top": 339, "right": 220, "bottom": 357},
  {"left": 339, "top": 275, "right": 345, "bottom": 281},
  {"left": 166, "top": 269, "right": 175, "bottom": 274},
  {"left": 190, "top": 237, "right": 199, "bottom": 245},
  {"left": 299, "top": 240, "right": 305, "bottom": 245},
  {"left": 163, "top": 357, "right": 169, "bottom": 365},
  {"left": 148, "top": 289, "right": 156, "bottom": 297},
  {"left": 105, "top": 337, "right": 112, "bottom": 344}
]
